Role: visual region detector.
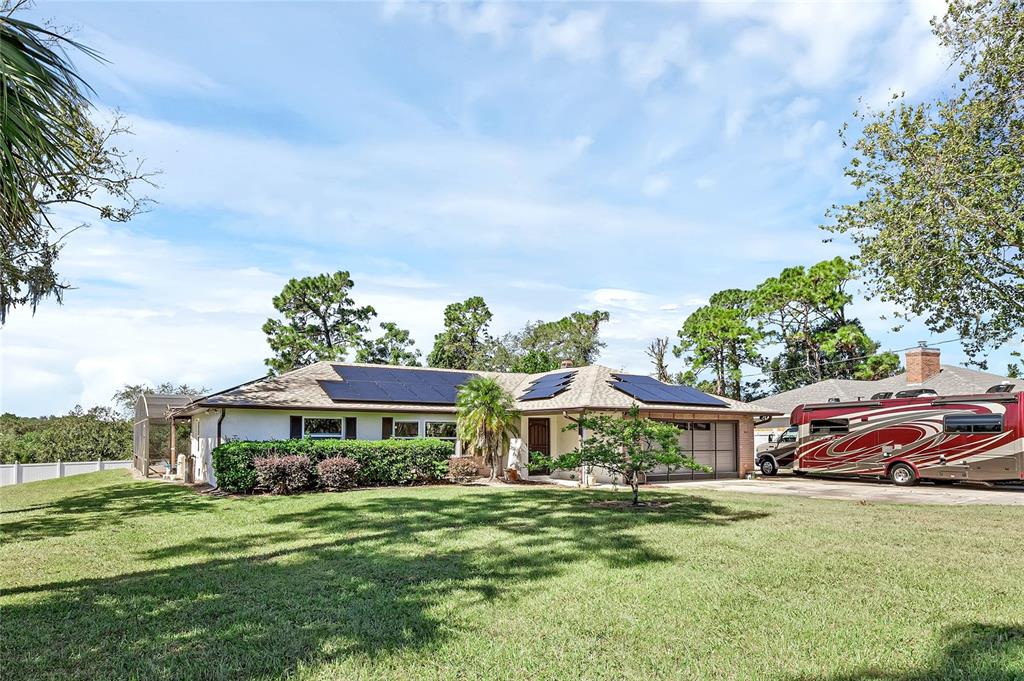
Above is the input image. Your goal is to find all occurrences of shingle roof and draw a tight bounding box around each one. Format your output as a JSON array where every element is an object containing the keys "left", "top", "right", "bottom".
[
  {"left": 184, "top": 362, "right": 780, "bottom": 416},
  {"left": 750, "top": 364, "right": 1020, "bottom": 419}
]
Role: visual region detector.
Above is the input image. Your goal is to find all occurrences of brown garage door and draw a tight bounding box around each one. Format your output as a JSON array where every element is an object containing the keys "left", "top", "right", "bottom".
[{"left": 646, "top": 420, "right": 738, "bottom": 481}]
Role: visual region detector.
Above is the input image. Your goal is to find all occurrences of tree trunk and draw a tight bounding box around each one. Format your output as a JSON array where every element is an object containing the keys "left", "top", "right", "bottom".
[{"left": 631, "top": 474, "right": 640, "bottom": 506}]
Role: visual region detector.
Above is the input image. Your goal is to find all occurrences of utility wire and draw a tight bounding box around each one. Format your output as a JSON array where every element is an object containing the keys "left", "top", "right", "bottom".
[{"left": 739, "top": 337, "right": 964, "bottom": 380}]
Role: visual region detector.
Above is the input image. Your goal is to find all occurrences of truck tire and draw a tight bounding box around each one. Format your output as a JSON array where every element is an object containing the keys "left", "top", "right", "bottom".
[
  {"left": 759, "top": 458, "right": 778, "bottom": 476},
  {"left": 889, "top": 463, "right": 918, "bottom": 487}
]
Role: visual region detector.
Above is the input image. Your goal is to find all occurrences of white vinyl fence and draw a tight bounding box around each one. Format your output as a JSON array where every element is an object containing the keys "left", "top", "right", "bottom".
[{"left": 0, "top": 459, "right": 132, "bottom": 487}]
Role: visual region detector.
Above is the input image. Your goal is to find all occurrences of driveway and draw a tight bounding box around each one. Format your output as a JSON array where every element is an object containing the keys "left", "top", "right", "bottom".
[{"left": 662, "top": 476, "right": 1024, "bottom": 506}]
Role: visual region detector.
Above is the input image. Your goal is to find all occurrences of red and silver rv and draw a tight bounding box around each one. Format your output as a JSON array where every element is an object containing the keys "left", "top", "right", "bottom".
[{"left": 790, "top": 385, "right": 1024, "bottom": 485}]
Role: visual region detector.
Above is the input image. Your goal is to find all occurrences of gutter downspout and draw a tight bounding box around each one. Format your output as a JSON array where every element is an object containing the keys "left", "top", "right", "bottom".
[
  {"left": 216, "top": 408, "right": 226, "bottom": 446},
  {"left": 210, "top": 408, "right": 226, "bottom": 490}
]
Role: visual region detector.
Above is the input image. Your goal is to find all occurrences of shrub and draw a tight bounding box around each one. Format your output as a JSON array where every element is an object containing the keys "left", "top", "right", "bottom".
[
  {"left": 212, "top": 438, "right": 455, "bottom": 493},
  {"left": 447, "top": 457, "right": 480, "bottom": 482},
  {"left": 317, "top": 456, "right": 361, "bottom": 491},
  {"left": 254, "top": 455, "right": 313, "bottom": 495}
]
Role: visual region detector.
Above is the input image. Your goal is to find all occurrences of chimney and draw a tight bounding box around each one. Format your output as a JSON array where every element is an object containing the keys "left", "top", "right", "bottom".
[
  {"left": 560, "top": 359, "right": 574, "bottom": 369},
  {"left": 905, "top": 342, "right": 940, "bottom": 384}
]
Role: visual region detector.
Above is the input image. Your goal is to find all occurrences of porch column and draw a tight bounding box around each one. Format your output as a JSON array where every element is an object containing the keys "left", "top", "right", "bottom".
[{"left": 170, "top": 418, "right": 177, "bottom": 478}]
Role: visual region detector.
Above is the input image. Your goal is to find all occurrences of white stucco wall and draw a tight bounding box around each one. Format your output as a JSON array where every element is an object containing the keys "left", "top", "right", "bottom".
[
  {"left": 191, "top": 410, "right": 220, "bottom": 486},
  {"left": 190, "top": 408, "right": 459, "bottom": 487}
]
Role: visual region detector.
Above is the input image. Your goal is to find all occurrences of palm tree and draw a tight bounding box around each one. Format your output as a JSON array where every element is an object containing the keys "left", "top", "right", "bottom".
[
  {"left": 2, "top": 3, "right": 98, "bottom": 224},
  {"left": 456, "top": 376, "right": 520, "bottom": 481},
  {"left": 1, "top": 2, "right": 102, "bottom": 321}
]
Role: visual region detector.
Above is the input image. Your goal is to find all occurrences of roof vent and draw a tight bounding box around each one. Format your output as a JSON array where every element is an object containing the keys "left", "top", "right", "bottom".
[
  {"left": 986, "top": 383, "right": 1014, "bottom": 394},
  {"left": 871, "top": 391, "right": 893, "bottom": 400},
  {"left": 827, "top": 397, "right": 840, "bottom": 403}
]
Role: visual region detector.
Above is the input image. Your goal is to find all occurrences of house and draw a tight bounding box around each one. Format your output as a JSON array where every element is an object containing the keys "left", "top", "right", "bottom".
[
  {"left": 749, "top": 344, "right": 1021, "bottom": 446},
  {"left": 173, "top": 362, "right": 780, "bottom": 487}
]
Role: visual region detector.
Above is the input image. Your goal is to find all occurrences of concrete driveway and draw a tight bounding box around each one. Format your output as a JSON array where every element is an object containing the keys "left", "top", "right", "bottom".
[{"left": 657, "top": 476, "right": 1024, "bottom": 506}]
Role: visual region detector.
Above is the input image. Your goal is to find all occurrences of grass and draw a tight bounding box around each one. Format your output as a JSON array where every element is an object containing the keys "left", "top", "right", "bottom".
[{"left": 1, "top": 471, "right": 1022, "bottom": 681}]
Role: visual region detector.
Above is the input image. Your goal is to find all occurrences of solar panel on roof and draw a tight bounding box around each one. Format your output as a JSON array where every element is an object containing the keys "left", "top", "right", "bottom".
[
  {"left": 519, "top": 370, "right": 577, "bottom": 401},
  {"left": 521, "top": 384, "right": 570, "bottom": 400},
  {"left": 319, "top": 366, "right": 477, "bottom": 405},
  {"left": 608, "top": 374, "right": 728, "bottom": 407}
]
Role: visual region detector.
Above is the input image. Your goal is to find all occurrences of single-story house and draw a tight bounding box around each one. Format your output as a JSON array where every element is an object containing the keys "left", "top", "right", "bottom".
[
  {"left": 172, "top": 362, "right": 780, "bottom": 487},
  {"left": 749, "top": 344, "right": 1020, "bottom": 447}
]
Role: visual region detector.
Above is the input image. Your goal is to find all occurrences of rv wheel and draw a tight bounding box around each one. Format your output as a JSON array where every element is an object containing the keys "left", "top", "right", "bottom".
[
  {"left": 889, "top": 463, "right": 918, "bottom": 487},
  {"left": 759, "top": 458, "right": 778, "bottom": 476}
]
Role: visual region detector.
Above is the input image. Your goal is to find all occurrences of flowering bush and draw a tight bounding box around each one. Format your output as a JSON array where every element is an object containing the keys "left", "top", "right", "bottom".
[
  {"left": 316, "top": 456, "right": 361, "bottom": 491},
  {"left": 253, "top": 455, "right": 313, "bottom": 495}
]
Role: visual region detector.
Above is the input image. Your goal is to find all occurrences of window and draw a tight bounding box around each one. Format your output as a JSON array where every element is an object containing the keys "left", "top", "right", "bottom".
[
  {"left": 393, "top": 421, "right": 420, "bottom": 438},
  {"left": 425, "top": 421, "right": 457, "bottom": 440},
  {"left": 944, "top": 414, "right": 1003, "bottom": 434},
  {"left": 304, "top": 417, "right": 344, "bottom": 438},
  {"left": 780, "top": 427, "right": 798, "bottom": 443},
  {"left": 810, "top": 419, "right": 849, "bottom": 435}
]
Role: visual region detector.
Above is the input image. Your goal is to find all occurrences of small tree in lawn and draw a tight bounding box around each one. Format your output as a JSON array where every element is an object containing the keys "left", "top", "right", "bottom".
[
  {"left": 542, "top": 407, "right": 706, "bottom": 506},
  {"left": 456, "top": 376, "right": 520, "bottom": 481}
]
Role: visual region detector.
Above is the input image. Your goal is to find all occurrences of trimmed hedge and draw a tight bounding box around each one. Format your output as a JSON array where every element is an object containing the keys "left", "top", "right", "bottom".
[{"left": 212, "top": 438, "right": 456, "bottom": 493}]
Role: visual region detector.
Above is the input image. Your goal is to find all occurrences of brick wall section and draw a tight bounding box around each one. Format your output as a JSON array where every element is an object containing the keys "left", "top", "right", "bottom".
[
  {"left": 737, "top": 417, "right": 754, "bottom": 476},
  {"left": 906, "top": 347, "right": 941, "bottom": 384}
]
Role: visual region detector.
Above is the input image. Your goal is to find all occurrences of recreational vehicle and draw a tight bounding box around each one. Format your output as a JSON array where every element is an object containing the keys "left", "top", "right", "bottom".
[{"left": 789, "top": 386, "right": 1024, "bottom": 485}]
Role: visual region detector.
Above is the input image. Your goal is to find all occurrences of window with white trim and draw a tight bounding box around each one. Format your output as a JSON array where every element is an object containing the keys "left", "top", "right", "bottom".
[
  {"left": 425, "top": 421, "right": 457, "bottom": 440},
  {"left": 304, "top": 417, "right": 345, "bottom": 439},
  {"left": 393, "top": 420, "right": 420, "bottom": 438}
]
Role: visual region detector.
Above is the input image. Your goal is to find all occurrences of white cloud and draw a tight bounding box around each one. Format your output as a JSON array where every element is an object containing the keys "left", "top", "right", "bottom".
[
  {"left": 704, "top": 0, "right": 892, "bottom": 88},
  {"left": 781, "top": 119, "right": 827, "bottom": 160},
  {"left": 619, "top": 24, "right": 690, "bottom": 90},
  {"left": 569, "top": 134, "right": 593, "bottom": 154},
  {"left": 642, "top": 174, "right": 671, "bottom": 198},
  {"left": 529, "top": 9, "right": 606, "bottom": 62},
  {"left": 782, "top": 96, "right": 820, "bottom": 119},
  {"left": 79, "top": 28, "right": 221, "bottom": 97},
  {"left": 724, "top": 108, "right": 748, "bottom": 141},
  {"left": 585, "top": 288, "right": 652, "bottom": 311},
  {"left": 863, "top": 0, "right": 951, "bottom": 105}
]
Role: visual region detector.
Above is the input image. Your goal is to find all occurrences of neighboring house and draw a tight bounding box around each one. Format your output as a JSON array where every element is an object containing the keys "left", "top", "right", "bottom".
[
  {"left": 173, "top": 362, "right": 780, "bottom": 487},
  {"left": 750, "top": 344, "right": 1021, "bottom": 447}
]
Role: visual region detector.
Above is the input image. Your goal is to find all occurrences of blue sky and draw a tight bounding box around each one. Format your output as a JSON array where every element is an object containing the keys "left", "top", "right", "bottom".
[{"left": 3, "top": 0, "right": 1017, "bottom": 416}]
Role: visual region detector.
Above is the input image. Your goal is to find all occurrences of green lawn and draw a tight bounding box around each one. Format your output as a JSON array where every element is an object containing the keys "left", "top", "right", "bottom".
[{"left": 1, "top": 471, "right": 1022, "bottom": 681}]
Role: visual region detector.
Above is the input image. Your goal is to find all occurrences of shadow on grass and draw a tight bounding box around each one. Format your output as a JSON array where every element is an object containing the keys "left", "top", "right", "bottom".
[
  {"left": 0, "top": 477, "right": 214, "bottom": 543},
  {"left": 787, "top": 623, "right": 1024, "bottom": 681},
  {"left": 1, "top": 485, "right": 765, "bottom": 680}
]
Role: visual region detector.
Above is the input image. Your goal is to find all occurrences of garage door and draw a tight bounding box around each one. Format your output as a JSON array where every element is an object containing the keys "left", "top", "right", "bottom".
[{"left": 646, "top": 421, "right": 738, "bottom": 481}]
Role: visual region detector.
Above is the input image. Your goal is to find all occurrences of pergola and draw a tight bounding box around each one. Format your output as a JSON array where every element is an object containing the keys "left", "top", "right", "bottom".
[{"left": 133, "top": 394, "right": 195, "bottom": 479}]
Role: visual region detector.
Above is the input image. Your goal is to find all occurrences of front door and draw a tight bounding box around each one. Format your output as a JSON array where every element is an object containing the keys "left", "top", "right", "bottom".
[{"left": 528, "top": 418, "right": 551, "bottom": 474}]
